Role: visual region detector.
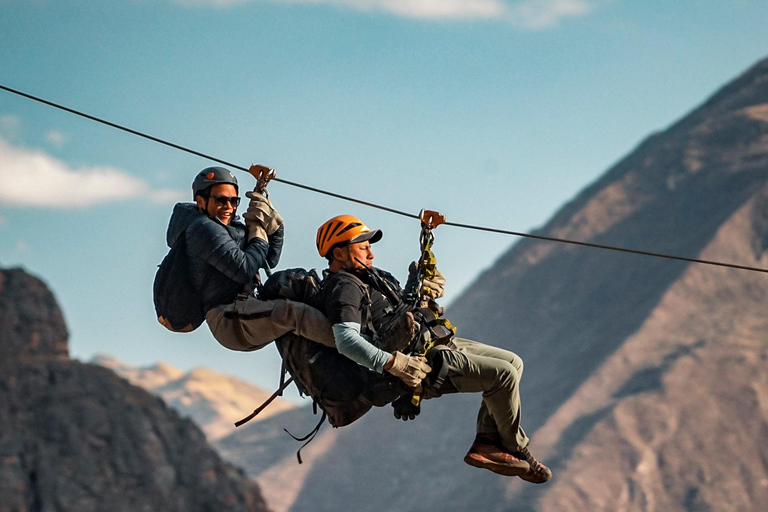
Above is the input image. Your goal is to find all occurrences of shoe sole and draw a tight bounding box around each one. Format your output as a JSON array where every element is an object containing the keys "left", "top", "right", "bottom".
[
  {"left": 464, "top": 452, "right": 530, "bottom": 477},
  {"left": 518, "top": 471, "right": 552, "bottom": 484}
]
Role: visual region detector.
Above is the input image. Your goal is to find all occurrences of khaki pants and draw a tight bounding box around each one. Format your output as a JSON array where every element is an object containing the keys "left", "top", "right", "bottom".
[
  {"left": 206, "top": 297, "right": 335, "bottom": 352},
  {"left": 430, "top": 338, "right": 529, "bottom": 452}
]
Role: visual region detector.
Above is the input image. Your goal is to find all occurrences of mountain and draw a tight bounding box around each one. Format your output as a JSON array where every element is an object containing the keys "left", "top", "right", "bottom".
[
  {"left": 92, "top": 355, "right": 296, "bottom": 441},
  {"left": 92, "top": 356, "right": 185, "bottom": 389},
  {"left": 213, "top": 405, "right": 334, "bottom": 512},
  {"left": 279, "top": 57, "right": 768, "bottom": 511},
  {"left": 88, "top": 357, "right": 331, "bottom": 512},
  {"left": 0, "top": 266, "right": 269, "bottom": 512}
]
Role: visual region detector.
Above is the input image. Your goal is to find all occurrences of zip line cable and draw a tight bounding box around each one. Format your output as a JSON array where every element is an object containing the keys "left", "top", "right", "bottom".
[
  {"left": 0, "top": 84, "right": 419, "bottom": 221},
  {"left": 2, "top": 83, "right": 768, "bottom": 275}
]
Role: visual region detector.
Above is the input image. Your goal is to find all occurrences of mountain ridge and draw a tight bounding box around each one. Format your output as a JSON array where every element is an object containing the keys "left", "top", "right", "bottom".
[
  {"left": 0, "top": 266, "right": 269, "bottom": 512},
  {"left": 92, "top": 354, "right": 295, "bottom": 441},
  {"left": 281, "top": 55, "right": 768, "bottom": 512}
]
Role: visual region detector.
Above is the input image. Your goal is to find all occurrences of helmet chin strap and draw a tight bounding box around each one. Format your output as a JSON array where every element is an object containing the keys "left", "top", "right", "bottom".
[
  {"left": 198, "top": 197, "right": 213, "bottom": 218},
  {"left": 353, "top": 257, "right": 370, "bottom": 269}
]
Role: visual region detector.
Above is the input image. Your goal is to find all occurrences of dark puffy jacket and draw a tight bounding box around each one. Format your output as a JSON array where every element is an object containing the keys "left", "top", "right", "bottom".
[{"left": 165, "top": 203, "right": 283, "bottom": 313}]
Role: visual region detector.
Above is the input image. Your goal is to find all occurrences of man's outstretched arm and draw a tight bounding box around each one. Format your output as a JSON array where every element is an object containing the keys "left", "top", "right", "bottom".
[{"left": 332, "top": 321, "right": 391, "bottom": 373}]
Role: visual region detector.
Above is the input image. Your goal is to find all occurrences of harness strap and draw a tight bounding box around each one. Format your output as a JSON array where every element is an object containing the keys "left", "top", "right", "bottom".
[
  {"left": 429, "top": 348, "right": 452, "bottom": 389},
  {"left": 335, "top": 269, "right": 376, "bottom": 335},
  {"left": 234, "top": 374, "right": 295, "bottom": 427},
  {"left": 283, "top": 410, "right": 327, "bottom": 464}
]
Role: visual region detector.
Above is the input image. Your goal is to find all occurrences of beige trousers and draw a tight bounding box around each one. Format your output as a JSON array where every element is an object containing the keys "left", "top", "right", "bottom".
[
  {"left": 206, "top": 297, "right": 335, "bottom": 352},
  {"left": 433, "top": 338, "right": 529, "bottom": 452}
]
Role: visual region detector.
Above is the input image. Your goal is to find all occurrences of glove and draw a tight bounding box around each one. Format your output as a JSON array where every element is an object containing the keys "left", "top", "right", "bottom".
[
  {"left": 422, "top": 268, "right": 445, "bottom": 299},
  {"left": 266, "top": 224, "right": 284, "bottom": 269},
  {"left": 392, "top": 394, "right": 420, "bottom": 421},
  {"left": 406, "top": 261, "right": 446, "bottom": 300},
  {"left": 404, "top": 261, "right": 419, "bottom": 294},
  {"left": 243, "top": 191, "right": 284, "bottom": 241},
  {"left": 386, "top": 351, "right": 432, "bottom": 388}
]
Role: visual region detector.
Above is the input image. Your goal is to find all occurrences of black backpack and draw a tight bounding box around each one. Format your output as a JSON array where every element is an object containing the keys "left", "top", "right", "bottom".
[
  {"left": 255, "top": 269, "right": 406, "bottom": 427},
  {"left": 153, "top": 232, "right": 205, "bottom": 332},
  {"left": 258, "top": 267, "right": 322, "bottom": 308}
]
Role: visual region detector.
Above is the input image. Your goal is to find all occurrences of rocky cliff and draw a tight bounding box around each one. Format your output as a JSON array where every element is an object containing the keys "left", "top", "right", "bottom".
[
  {"left": 279, "top": 56, "right": 768, "bottom": 511},
  {"left": 0, "top": 266, "right": 270, "bottom": 512}
]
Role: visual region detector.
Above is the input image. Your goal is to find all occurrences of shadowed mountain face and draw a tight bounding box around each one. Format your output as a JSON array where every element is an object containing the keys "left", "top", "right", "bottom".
[
  {"left": 0, "top": 267, "right": 269, "bottom": 512},
  {"left": 280, "top": 57, "right": 768, "bottom": 511},
  {"left": 92, "top": 355, "right": 296, "bottom": 441}
]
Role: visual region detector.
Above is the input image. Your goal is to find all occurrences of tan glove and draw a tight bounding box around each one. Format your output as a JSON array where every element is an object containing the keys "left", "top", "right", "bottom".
[
  {"left": 243, "top": 191, "right": 284, "bottom": 241},
  {"left": 422, "top": 268, "right": 446, "bottom": 299},
  {"left": 386, "top": 351, "right": 432, "bottom": 388}
]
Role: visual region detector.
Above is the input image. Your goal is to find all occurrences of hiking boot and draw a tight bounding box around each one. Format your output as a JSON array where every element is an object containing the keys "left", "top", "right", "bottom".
[
  {"left": 463, "top": 435, "right": 529, "bottom": 477},
  {"left": 514, "top": 446, "right": 552, "bottom": 484}
]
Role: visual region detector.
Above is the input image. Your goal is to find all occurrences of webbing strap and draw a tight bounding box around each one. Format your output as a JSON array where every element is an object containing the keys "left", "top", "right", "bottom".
[
  {"left": 234, "top": 374, "right": 295, "bottom": 427},
  {"left": 283, "top": 410, "right": 327, "bottom": 464}
]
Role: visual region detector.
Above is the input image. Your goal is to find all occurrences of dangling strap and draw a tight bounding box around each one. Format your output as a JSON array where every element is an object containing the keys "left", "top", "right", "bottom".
[
  {"left": 283, "top": 409, "right": 327, "bottom": 464},
  {"left": 235, "top": 372, "right": 294, "bottom": 427}
]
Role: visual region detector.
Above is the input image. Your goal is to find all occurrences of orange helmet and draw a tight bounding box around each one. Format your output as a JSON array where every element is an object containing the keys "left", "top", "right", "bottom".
[{"left": 316, "top": 215, "right": 382, "bottom": 257}]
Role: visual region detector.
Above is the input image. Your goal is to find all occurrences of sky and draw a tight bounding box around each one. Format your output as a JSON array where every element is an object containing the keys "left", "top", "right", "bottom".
[{"left": 1, "top": 0, "right": 768, "bottom": 401}]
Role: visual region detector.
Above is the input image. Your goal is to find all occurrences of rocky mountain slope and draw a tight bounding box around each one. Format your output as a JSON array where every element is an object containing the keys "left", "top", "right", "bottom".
[
  {"left": 92, "top": 355, "right": 295, "bottom": 441},
  {"left": 0, "top": 266, "right": 269, "bottom": 512},
  {"left": 279, "top": 56, "right": 768, "bottom": 511}
]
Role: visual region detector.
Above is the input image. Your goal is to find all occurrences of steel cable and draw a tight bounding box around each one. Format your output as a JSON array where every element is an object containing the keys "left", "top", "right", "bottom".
[{"left": 2, "top": 83, "right": 767, "bottom": 274}]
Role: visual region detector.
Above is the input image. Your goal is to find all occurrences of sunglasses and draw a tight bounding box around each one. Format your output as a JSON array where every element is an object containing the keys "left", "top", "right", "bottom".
[{"left": 209, "top": 195, "right": 241, "bottom": 208}]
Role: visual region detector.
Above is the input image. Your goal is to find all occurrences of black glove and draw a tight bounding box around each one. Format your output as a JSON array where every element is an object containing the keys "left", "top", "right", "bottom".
[
  {"left": 404, "top": 261, "right": 419, "bottom": 294},
  {"left": 266, "top": 224, "right": 284, "bottom": 269},
  {"left": 392, "top": 394, "right": 421, "bottom": 421}
]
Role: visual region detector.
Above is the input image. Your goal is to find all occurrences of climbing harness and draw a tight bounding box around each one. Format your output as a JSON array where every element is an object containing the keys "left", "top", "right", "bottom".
[{"left": 404, "top": 210, "right": 457, "bottom": 407}]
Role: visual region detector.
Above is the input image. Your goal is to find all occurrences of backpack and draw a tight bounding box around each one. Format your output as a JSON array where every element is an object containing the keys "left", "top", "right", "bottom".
[
  {"left": 275, "top": 332, "right": 405, "bottom": 428},
  {"left": 255, "top": 268, "right": 406, "bottom": 427},
  {"left": 153, "top": 232, "right": 205, "bottom": 332},
  {"left": 258, "top": 267, "right": 322, "bottom": 308}
]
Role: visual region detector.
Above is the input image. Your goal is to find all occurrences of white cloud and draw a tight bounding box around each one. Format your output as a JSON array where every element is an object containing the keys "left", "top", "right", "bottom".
[
  {"left": 0, "top": 115, "right": 20, "bottom": 139},
  {"left": 46, "top": 130, "right": 68, "bottom": 148},
  {"left": 0, "top": 138, "right": 185, "bottom": 209},
  {"left": 508, "top": 0, "right": 594, "bottom": 29},
  {"left": 149, "top": 188, "right": 188, "bottom": 204},
  {"left": 333, "top": 0, "right": 506, "bottom": 20},
  {"left": 173, "top": 0, "right": 596, "bottom": 26}
]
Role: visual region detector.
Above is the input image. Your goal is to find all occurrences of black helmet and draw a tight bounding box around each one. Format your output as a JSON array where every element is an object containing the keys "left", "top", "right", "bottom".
[{"left": 192, "top": 167, "right": 239, "bottom": 199}]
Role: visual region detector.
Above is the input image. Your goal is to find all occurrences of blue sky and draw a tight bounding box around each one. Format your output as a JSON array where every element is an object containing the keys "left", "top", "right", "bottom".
[{"left": 1, "top": 0, "right": 767, "bottom": 399}]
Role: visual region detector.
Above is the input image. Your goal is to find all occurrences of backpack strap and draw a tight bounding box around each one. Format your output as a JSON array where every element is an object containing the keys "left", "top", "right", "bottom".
[
  {"left": 234, "top": 364, "right": 294, "bottom": 427},
  {"left": 332, "top": 270, "right": 376, "bottom": 336},
  {"left": 283, "top": 409, "right": 327, "bottom": 464}
]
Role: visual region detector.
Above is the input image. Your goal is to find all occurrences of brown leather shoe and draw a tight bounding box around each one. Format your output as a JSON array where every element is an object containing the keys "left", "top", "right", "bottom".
[
  {"left": 464, "top": 437, "right": 529, "bottom": 477},
  {"left": 514, "top": 447, "right": 552, "bottom": 484}
]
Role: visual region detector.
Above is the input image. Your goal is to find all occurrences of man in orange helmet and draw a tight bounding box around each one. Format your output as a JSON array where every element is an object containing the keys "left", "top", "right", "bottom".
[
  {"left": 316, "top": 215, "right": 432, "bottom": 387},
  {"left": 314, "top": 214, "right": 552, "bottom": 483}
]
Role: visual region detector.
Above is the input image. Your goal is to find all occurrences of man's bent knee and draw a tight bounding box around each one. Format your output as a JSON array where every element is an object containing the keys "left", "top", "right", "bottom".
[{"left": 272, "top": 300, "right": 335, "bottom": 347}]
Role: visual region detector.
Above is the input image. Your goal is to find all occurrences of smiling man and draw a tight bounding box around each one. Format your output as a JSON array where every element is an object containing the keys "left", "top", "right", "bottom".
[{"left": 161, "top": 166, "right": 335, "bottom": 352}]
